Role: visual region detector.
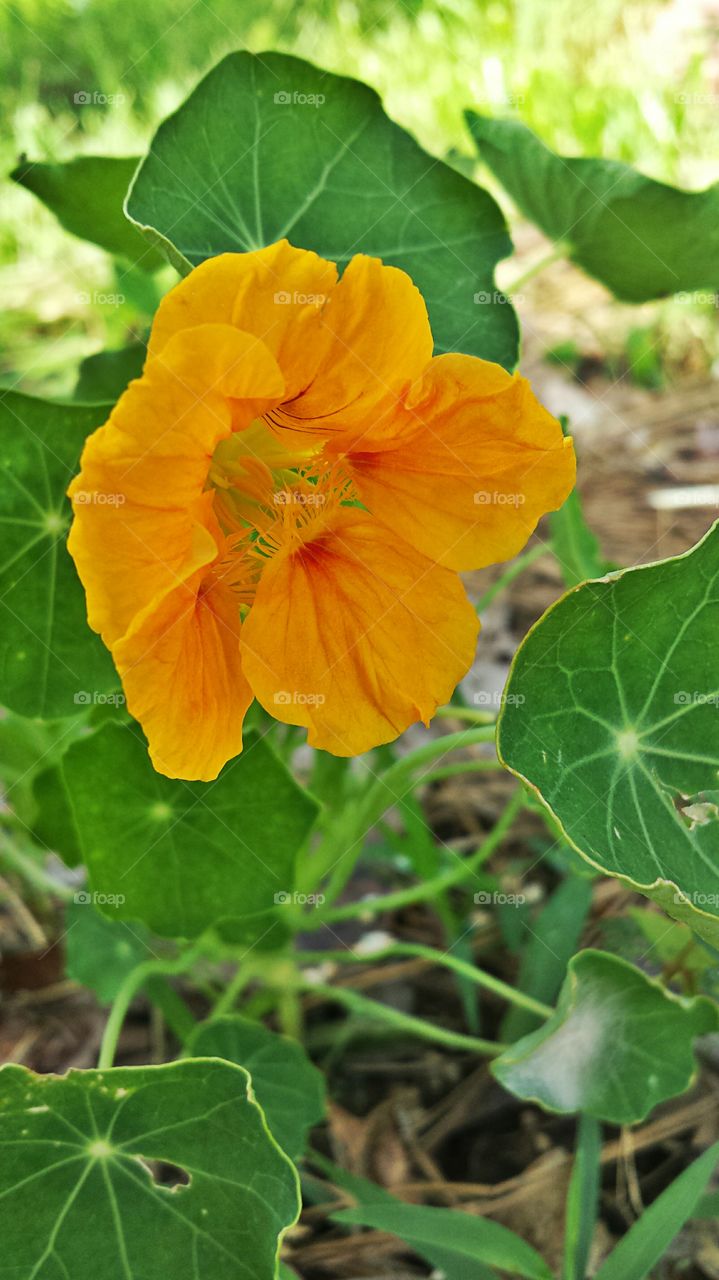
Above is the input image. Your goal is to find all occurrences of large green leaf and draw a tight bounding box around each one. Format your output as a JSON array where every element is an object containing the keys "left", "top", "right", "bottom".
[
  {"left": 0, "top": 391, "right": 117, "bottom": 719},
  {"left": 125, "top": 51, "right": 518, "bottom": 368},
  {"left": 54, "top": 722, "right": 318, "bottom": 940},
  {"left": 0, "top": 1058, "right": 299, "bottom": 1279},
  {"left": 466, "top": 115, "right": 719, "bottom": 302},
  {"left": 11, "top": 156, "right": 163, "bottom": 268},
  {"left": 497, "top": 522, "right": 719, "bottom": 942},
  {"left": 335, "top": 1200, "right": 553, "bottom": 1280},
  {"left": 188, "top": 1016, "right": 325, "bottom": 1158},
  {"left": 492, "top": 951, "right": 717, "bottom": 1124}
]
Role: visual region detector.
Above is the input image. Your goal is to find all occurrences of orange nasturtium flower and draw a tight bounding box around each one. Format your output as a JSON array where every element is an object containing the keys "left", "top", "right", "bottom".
[{"left": 68, "top": 241, "right": 574, "bottom": 781}]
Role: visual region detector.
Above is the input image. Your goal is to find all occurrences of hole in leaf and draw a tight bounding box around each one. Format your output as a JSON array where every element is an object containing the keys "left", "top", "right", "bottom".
[
  {"left": 676, "top": 790, "right": 719, "bottom": 830},
  {"left": 136, "top": 1156, "right": 191, "bottom": 1190}
]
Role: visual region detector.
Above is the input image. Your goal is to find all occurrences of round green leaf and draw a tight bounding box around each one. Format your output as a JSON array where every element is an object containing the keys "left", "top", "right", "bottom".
[
  {"left": 126, "top": 51, "right": 518, "bottom": 368},
  {"left": 54, "top": 722, "right": 319, "bottom": 941},
  {"left": 188, "top": 1016, "right": 325, "bottom": 1158},
  {"left": 467, "top": 114, "right": 719, "bottom": 303},
  {"left": 492, "top": 950, "right": 717, "bottom": 1124},
  {"left": 0, "top": 1059, "right": 299, "bottom": 1279},
  {"left": 0, "top": 391, "right": 118, "bottom": 719},
  {"left": 498, "top": 522, "right": 719, "bottom": 942}
]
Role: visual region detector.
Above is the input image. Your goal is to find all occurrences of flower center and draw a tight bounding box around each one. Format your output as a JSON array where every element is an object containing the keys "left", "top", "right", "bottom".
[{"left": 207, "top": 422, "right": 358, "bottom": 605}]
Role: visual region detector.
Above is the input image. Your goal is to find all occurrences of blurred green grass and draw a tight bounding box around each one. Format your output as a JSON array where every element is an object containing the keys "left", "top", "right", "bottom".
[{"left": 2, "top": 0, "right": 718, "bottom": 395}]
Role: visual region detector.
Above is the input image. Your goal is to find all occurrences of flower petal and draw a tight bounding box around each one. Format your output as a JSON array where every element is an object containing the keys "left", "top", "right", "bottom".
[
  {"left": 113, "top": 570, "right": 252, "bottom": 781},
  {"left": 148, "top": 241, "right": 338, "bottom": 402},
  {"left": 281, "top": 254, "right": 434, "bottom": 438},
  {"left": 240, "top": 512, "right": 479, "bottom": 755},
  {"left": 339, "top": 353, "right": 575, "bottom": 570},
  {"left": 68, "top": 324, "right": 284, "bottom": 647}
]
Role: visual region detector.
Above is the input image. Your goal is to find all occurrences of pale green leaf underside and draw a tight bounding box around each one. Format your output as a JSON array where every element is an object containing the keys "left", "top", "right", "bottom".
[
  {"left": 498, "top": 522, "right": 719, "bottom": 942},
  {"left": 467, "top": 114, "right": 719, "bottom": 303},
  {"left": 0, "top": 1059, "right": 299, "bottom": 1280},
  {"left": 0, "top": 391, "right": 117, "bottom": 718},
  {"left": 188, "top": 1016, "right": 325, "bottom": 1159},
  {"left": 493, "top": 950, "right": 717, "bottom": 1124},
  {"left": 125, "top": 50, "right": 518, "bottom": 368}
]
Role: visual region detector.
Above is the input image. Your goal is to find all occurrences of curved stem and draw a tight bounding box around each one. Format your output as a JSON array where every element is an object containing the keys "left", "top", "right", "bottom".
[
  {"left": 297, "top": 977, "right": 505, "bottom": 1056},
  {"left": 98, "top": 946, "right": 202, "bottom": 1070},
  {"left": 313, "top": 727, "right": 497, "bottom": 905},
  {"left": 316, "top": 787, "right": 523, "bottom": 924},
  {"left": 507, "top": 242, "right": 569, "bottom": 294},
  {"left": 0, "top": 829, "right": 72, "bottom": 901},
  {"left": 418, "top": 759, "right": 502, "bottom": 783},
  {"left": 476, "top": 541, "right": 548, "bottom": 615},
  {"left": 299, "top": 940, "right": 552, "bottom": 1019}
]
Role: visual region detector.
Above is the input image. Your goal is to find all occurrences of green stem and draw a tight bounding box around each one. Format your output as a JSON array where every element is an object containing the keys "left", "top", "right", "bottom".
[
  {"left": 98, "top": 947, "right": 202, "bottom": 1070},
  {"left": 299, "top": 941, "right": 552, "bottom": 1019},
  {"left": 296, "top": 977, "right": 505, "bottom": 1056},
  {"left": 316, "top": 787, "right": 523, "bottom": 924},
  {"left": 211, "top": 957, "right": 260, "bottom": 1018},
  {"left": 476, "top": 541, "right": 548, "bottom": 614},
  {"left": 507, "top": 242, "right": 569, "bottom": 294},
  {"left": 143, "top": 975, "right": 197, "bottom": 1044},
  {"left": 418, "top": 759, "right": 502, "bottom": 783},
  {"left": 435, "top": 706, "right": 495, "bottom": 725},
  {"left": 312, "top": 727, "right": 497, "bottom": 905},
  {"left": 0, "top": 830, "right": 72, "bottom": 901}
]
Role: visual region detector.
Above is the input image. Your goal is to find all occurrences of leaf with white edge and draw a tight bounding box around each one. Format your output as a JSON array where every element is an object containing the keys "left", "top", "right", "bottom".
[
  {"left": 11, "top": 156, "right": 163, "bottom": 268},
  {"left": 55, "top": 722, "right": 319, "bottom": 940},
  {"left": 188, "top": 1015, "right": 325, "bottom": 1158},
  {"left": 0, "top": 1059, "right": 299, "bottom": 1280},
  {"left": 466, "top": 115, "right": 719, "bottom": 302},
  {"left": 335, "top": 1201, "right": 553, "bottom": 1280},
  {"left": 492, "top": 950, "right": 717, "bottom": 1124},
  {"left": 0, "top": 391, "right": 118, "bottom": 719},
  {"left": 498, "top": 522, "right": 719, "bottom": 943},
  {"left": 125, "top": 51, "right": 518, "bottom": 368}
]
